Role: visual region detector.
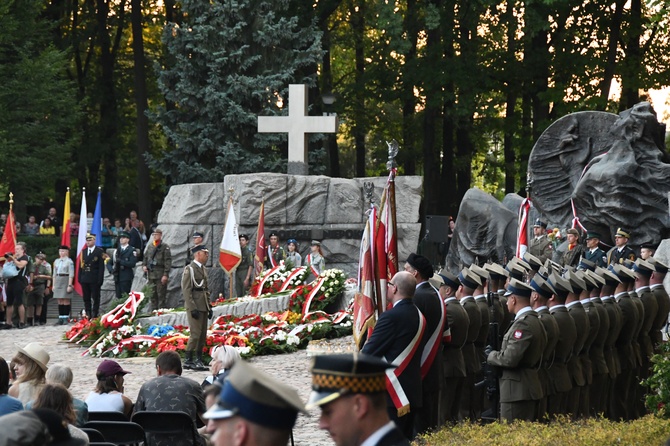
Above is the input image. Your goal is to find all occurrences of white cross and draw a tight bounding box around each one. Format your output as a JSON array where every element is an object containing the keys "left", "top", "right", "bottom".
[{"left": 257, "top": 84, "right": 337, "bottom": 174}]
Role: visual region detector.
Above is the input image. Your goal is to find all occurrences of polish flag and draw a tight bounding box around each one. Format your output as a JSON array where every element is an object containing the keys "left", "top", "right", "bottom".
[
  {"left": 516, "top": 198, "right": 531, "bottom": 258},
  {"left": 74, "top": 190, "right": 88, "bottom": 296},
  {"left": 353, "top": 207, "right": 377, "bottom": 350},
  {"left": 254, "top": 200, "right": 266, "bottom": 277},
  {"left": 219, "top": 200, "right": 242, "bottom": 273}
]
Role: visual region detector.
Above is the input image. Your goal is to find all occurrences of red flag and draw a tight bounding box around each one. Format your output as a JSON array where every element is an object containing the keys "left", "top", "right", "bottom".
[
  {"left": 374, "top": 171, "right": 398, "bottom": 311},
  {"left": 353, "top": 208, "right": 377, "bottom": 350},
  {"left": 253, "top": 200, "right": 266, "bottom": 278},
  {"left": 219, "top": 199, "right": 242, "bottom": 273},
  {"left": 61, "top": 188, "right": 71, "bottom": 248},
  {"left": 0, "top": 211, "right": 17, "bottom": 260},
  {"left": 516, "top": 198, "right": 531, "bottom": 258}
]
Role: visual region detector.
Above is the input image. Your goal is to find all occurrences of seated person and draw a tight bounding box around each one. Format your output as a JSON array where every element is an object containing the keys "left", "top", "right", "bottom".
[
  {"left": 45, "top": 364, "right": 88, "bottom": 427},
  {"left": 32, "top": 384, "right": 89, "bottom": 443},
  {"left": 201, "top": 345, "right": 240, "bottom": 388},
  {"left": 85, "top": 360, "right": 133, "bottom": 418},
  {"left": 0, "top": 356, "right": 23, "bottom": 416}
]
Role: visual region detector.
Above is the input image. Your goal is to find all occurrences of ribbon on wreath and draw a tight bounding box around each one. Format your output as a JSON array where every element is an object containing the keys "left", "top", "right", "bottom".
[
  {"left": 301, "top": 276, "right": 327, "bottom": 315},
  {"left": 279, "top": 266, "right": 307, "bottom": 292},
  {"left": 100, "top": 292, "right": 144, "bottom": 328}
]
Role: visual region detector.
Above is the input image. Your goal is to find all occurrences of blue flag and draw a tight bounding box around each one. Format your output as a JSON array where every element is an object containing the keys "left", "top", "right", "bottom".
[{"left": 91, "top": 189, "right": 103, "bottom": 247}]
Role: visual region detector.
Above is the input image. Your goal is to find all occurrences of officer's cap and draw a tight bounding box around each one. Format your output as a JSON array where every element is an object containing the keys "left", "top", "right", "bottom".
[
  {"left": 648, "top": 257, "right": 669, "bottom": 274},
  {"left": 458, "top": 268, "right": 481, "bottom": 290},
  {"left": 633, "top": 258, "right": 656, "bottom": 277},
  {"left": 469, "top": 263, "right": 489, "bottom": 281},
  {"left": 533, "top": 219, "right": 547, "bottom": 229},
  {"left": 484, "top": 262, "right": 508, "bottom": 280},
  {"left": 596, "top": 266, "right": 622, "bottom": 286},
  {"left": 522, "top": 252, "right": 543, "bottom": 271},
  {"left": 585, "top": 232, "right": 602, "bottom": 241},
  {"left": 529, "top": 275, "right": 555, "bottom": 300},
  {"left": 438, "top": 269, "right": 461, "bottom": 289},
  {"left": 306, "top": 353, "right": 393, "bottom": 409},
  {"left": 192, "top": 231, "right": 204, "bottom": 239},
  {"left": 615, "top": 228, "right": 630, "bottom": 239},
  {"left": 204, "top": 360, "right": 305, "bottom": 429},
  {"left": 85, "top": 233, "right": 96, "bottom": 240},
  {"left": 118, "top": 231, "right": 130, "bottom": 239},
  {"left": 191, "top": 245, "right": 209, "bottom": 255},
  {"left": 505, "top": 278, "right": 533, "bottom": 299}
]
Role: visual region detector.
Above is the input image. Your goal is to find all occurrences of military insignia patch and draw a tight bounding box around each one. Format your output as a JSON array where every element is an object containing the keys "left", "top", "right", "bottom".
[{"left": 514, "top": 330, "right": 523, "bottom": 339}]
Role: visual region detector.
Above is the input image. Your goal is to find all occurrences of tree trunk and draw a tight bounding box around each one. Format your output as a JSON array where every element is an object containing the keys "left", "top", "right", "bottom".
[
  {"left": 401, "top": 0, "right": 418, "bottom": 176},
  {"left": 504, "top": 0, "right": 518, "bottom": 195},
  {"left": 440, "top": 2, "right": 457, "bottom": 215},
  {"left": 619, "top": 0, "right": 642, "bottom": 110},
  {"left": 599, "top": 0, "right": 624, "bottom": 110},
  {"left": 349, "top": 0, "right": 366, "bottom": 177},
  {"left": 321, "top": 24, "right": 340, "bottom": 177},
  {"left": 131, "top": 0, "right": 152, "bottom": 224}
]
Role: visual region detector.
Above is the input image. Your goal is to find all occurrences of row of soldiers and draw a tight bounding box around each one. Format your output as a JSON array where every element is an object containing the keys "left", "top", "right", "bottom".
[{"left": 434, "top": 246, "right": 669, "bottom": 423}]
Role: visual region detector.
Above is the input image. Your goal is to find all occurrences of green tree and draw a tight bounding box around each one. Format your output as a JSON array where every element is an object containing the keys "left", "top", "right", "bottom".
[
  {"left": 0, "top": 0, "right": 80, "bottom": 219},
  {"left": 149, "top": 0, "right": 324, "bottom": 184}
]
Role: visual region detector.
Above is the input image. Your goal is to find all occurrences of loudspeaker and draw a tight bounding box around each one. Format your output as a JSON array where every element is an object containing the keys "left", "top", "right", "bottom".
[{"left": 425, "top": 215, "right": 450, "bottom": 243}]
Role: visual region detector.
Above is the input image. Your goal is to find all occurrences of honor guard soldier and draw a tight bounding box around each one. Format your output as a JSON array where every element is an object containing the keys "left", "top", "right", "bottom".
[
  {"left": 143, "top": 228, "right": 172, "bottom": 310},
  {"left": 609, "top": 264, "right": 639, "bottom": 420},
  {"left": 607, "top": 228, "right": 637, "bottom": 265},
  {"left": 561, "top": 228, "right": 584, "bottom": 268},
  {"left": 648, "top": 257, "right": 670, "bottom": 349},
  {"left": 583, "top": 232, "right": 607, "bottom": 267},
  {"left": 105, "top": 231, "right": 138, "bottom": 300},
  {"left": 487, "top": 279, "right": 547, "bottom": 422},
  {"left": 633, "top": 258, "right": 657, "bottom": 417},
  {"left": 205, "top": 360, "right": 305, "bottom": 446},
  {"left": 564, "top": 271, "right": 591, "bottom": 419},
  {"left": 78, "top": 233, "right": 105, "bottom": 318},
  {"left": 546, "top": 273, "right": 577, "bottom": 416},
  {"left": 455, "top": 268, "right": 482, "bottom": 421},
  {"left": 529, "top": 220, "right": 552, "bottom": 264},
  {"left": 308, "top": 354, "right": 410, "bottom": 446},
  {"left": 437, "top": 270, "right": 470, "bottom": 423},
  {"left": 596, "top": 266, "right": 623, "bottom": 418},
  {"left": 234, "top": 234, "right": 254, "bottom": 297},
  {"left": 584, "top": 269, "right": 610, "bottom": 417},
  {"left": 529, "top": 274, "right": 559, "bottom": 420},
  {"left": 182, "top": 245, "right": 212, "bottom": 371},
  {"left": 186, "top": 231, "right": 204, "bottom": 264}
]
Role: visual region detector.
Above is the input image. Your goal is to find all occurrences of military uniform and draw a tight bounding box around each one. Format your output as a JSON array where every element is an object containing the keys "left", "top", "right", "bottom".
[
  {"left": 562, "top": 244, "right": 584, "bottom": 268},
  {"left": 547, "top": 305, "right": 577, "bottom": 416},
  {"left": 606, "top": 245, "right": 636, "bottom": 265},
  {"left": 459, "top": 295, "right": 482, "bottom": 421},
  {"left": 601, "top": 295, "right": 622, "bottom": 418},
  {"left": 578, "top": 298, "right": 600, "bottom": 417},
  {"left": 589, "top": 297, "right": 610, "bottom": 416},
  {"left": 535, "top": 306, "right": 559, "bottom": 420},
  {"left": 651, "top": 283, "right": 670, "bottom": 348},
  {"left": 107, "top": 243, "right": 138, "bottom": 300},
  {"left": 182, "top": 250, "right": 211, "bottom": 369},
  {"left": 583, "top": 248, "right": 607, "bottom": 268},
  {"left": 529, "top": 235, "right": 552, "bottom": 264},
  {"left": 637, "top": 286, "right": 656, "bottom": 416},
  {"left": 144, "top": 239, "right": 172, "bottom": 309},
  {"left": 611, "top": 292, "right": 639, "bottom": 420},
  {"left": 487, "top": 307, "right": 547, "bottom": 422},
  {"left": 441, "top": 296, "right": 470, "bottom": 423},
  {"left": 566, "top": 300, "right": 590, "bottom": 418},
  {"left": 78, "top": 243, "right": 106, "bottom": 317},
  {"left": 235, "top": 245, "right": 254, "bottom": 297}
]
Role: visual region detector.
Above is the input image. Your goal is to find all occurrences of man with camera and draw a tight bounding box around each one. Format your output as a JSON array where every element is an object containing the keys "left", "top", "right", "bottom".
[{"left": 143, "top": 228, "right": 172, "bottom": 310}]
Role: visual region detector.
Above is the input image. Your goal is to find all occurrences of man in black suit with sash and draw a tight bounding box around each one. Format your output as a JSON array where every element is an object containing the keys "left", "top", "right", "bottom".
[
  {"left": 78, "top": 234, "right": 105, "bottom": 317},
  {"left": 362, "top": 271, "right": 424, "bottom": 440},
  {"left": 308, "top": 353, "right": 410, "bottom": 446},
  {"left": 404, "top": 253, "right": 446, "bottom": 434}
]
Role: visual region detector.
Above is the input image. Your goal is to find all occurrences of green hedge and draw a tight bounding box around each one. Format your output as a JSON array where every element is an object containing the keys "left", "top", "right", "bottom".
[
  {"left": 416, "top": 415, "right": 670, "bottom": 445},
  {"left": 16, "top": 234, "right": 69, "bottom": 261}
]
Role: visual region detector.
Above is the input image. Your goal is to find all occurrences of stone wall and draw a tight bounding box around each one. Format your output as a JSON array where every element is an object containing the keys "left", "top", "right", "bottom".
[{"left": 109, "top": 173, "right": 422, "bottom": 311}]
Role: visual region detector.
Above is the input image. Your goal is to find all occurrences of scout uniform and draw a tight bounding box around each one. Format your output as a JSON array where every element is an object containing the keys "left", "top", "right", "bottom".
[{"left": 234, "top": 234, "right": 254, "bottom": 297}]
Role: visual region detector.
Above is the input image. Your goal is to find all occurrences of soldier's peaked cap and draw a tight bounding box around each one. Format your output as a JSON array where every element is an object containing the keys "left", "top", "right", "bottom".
[
  {"left": 191, "top": 245, "right": 209, "bottom": 255},
  {"left": 523, "top": 252, "right": 543, "bottom": 271},
  {"left": 306, "top": 353, "right": 394, "bottom": 409},
  {"left": 547, "top": 272, "right": 573, "bottom": 299},
  {"left": 204, "top": 360, "right": 305, "bottom": 429},
  {"left": 596, "top": 266, "right": 621, "bottom": 285},
  {"left": 533, "top": 219, "right": 547, "bottom": 228},
  {"left": 469, "top": 264, "right": 489, "bottom": 281},
  {"left": 192, "top": 231, "right": 204, "bottom": 238},
  {"left": 458, "top": 268, "right": 481, "bottom": 290},
  {"left": 529, "top": 275, "right": 555, "bottom": 299},
  {"left": 648, "top": 257, "right": 669, "bottom": 274},
  {"left": 438, "top": 269, "right": 461, "bottom": 289},
  {"left": 505, "top": 278, "right": 533, "bottom": 299},
  {"left": 484, "top": 262, "right": 508, "bottom": 279},
  {"left": 609, "top": 264, "right": 636, "bottom": 282},
  {"left": 633, "top": 258, "right": 655, "bottom": 276},
  {"left": 615, "top": 228, "right": 631, "bottom": 239}
]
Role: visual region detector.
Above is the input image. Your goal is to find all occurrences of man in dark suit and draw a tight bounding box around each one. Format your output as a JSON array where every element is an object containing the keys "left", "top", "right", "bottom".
[
  {"left": 105, "top": 231, "right": 138, "bottom": 300},
  {"left": 487, "top": 279, "right": 547, "bottom": 422},
  {"left": 362, "top": 271, "right": 424, "bottom": 440},
  {"left": 78, "top": 233, "right": 105, "bottom": 318},
  {"left": 403, "top": 253, "right": 445, "bottom": 434},
  {"left": 308, "top": 353, "right": 410, "bottom": 446},
  {"left": 607, "top": 228, "right": 636, "bottom": 265},
  {"left": 583, "top": 232, "right": 607, "bottom": 267}
]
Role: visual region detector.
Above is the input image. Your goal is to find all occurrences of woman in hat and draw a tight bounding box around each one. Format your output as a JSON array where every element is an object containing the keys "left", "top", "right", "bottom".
[
  {"left": 8, "top": 342, "right": 50, "bottom": 404},
  {"left": 52, "top": 245, "right": 75, "bottom": 325},
  {"left": 32, "top": 384, "right": 89, "bottom": 443},
  {"left": 286, "top": 239, "right": 302, "bottom": 267},
  {"left": 305, "top": 240, "right": 326, "bottom": 281},
  {"left": 85, "top": 359, "right": 133, "bottom": 418}
]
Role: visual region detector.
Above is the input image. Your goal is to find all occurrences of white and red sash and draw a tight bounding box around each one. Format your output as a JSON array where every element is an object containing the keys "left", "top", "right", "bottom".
[
  {"left": 420, "top": 287, "right": 446, "bottom": 379},
  {"left": 386, "top": 306, "right": 425, "bottom": 417},
  {"left": 305, "top": 253, "right": 319, "bottom": 277},
  {"left": 267, "top": 246, "right": 278, "bottom": 268}
]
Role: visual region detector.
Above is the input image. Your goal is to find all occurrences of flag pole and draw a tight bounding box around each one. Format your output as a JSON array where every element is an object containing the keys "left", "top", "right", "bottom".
[
  {"left": 227, "top": 188, "right": 235, "bottom": 299},
  {"left": 386, "top": 140, "right": 399, "bottom": 275}
]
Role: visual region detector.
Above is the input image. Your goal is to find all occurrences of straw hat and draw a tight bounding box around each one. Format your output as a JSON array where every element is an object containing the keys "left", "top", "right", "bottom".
[{"left": 16, "top": 342, "right": 50, "bottom": 372}]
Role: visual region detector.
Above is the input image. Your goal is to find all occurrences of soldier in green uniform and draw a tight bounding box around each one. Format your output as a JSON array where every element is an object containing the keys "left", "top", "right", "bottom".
[
  {"left": 606, "top": 228, "right": 637, "bottom": 265},
  {"left": 648, "top": 257, "right": 670, "bottom": 350},
  {"left": 234, "top": 234, "right": 254, "bottom": 297},
  {"left": 529, "top": 220, "right": 552, "bottom": 264},
  {"left": 529, "top": 274, "right": 559, "bottom": 420},
  {"left": 584, "top": 270, "right": 610, "bottom": 417},
  {"left": 633, "top": 259, "right": 656, "bottom": 418},
  {"left": 597, "top": 266, "right": 623, "bottom": 419},
  {"left": 143, "top": 228, "right": 172, "bottom": 310},
  {"left": 546, "top": 273, "right": 577, "bottom": 417},
  {"left": 564, "top": 271, "right": 591, "bottom": 419},
  {"left": 561, "top": 228, "right": 584, "bottom": 268},
  {"left": 182, "top": 245, "right": 212, "bottom": 371},
  {"left": 487, "top": 279, "right": 547, "bottom": 422},
  {"left": 456, "top": 268, "right": 482, "bottom": 421},
  {"left": 575, "top": 270, "right": 601, "bottom": 418}
]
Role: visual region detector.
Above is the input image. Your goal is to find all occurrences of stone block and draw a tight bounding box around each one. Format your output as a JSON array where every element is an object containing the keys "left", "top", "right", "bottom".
[
  {"left": 325, "top": 178, "right": 365, "bottom": 224},
  {"left": 224, "top": 173, "right": 288, "bottom": 225},
  {"left": 157, "top": 224, "right": 216, "bottom": 269},
  {"left": 354, "top": 176, "right": 422, "bottom": 224},
  {"left": 285, "top": 175, "right": 330, "bottom": 225},
  {"left": 157, "top": 183, "right": 225, "bottom": 224}
]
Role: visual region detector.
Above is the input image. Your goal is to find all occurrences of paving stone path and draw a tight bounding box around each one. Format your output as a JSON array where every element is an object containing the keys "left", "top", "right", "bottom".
[{"left": 0, "top": 324, "right": 350, "bottom": 445}]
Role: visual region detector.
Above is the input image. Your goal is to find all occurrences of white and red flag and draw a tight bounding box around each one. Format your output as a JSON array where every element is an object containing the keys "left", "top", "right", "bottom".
[
  {"left": 253, "top": 200, "right": 266, "bottom": 277},
  {"left": 374, "top": 170, "right": 398, "bottom": 311},
  {"left": 74, "top": 189, "right": 88, "bottom": 296},
  {"left": 353, "top": 207, "right": 377, "bottom": 350},
  {"left": 219, "top": 199, "right": 242, "bottom": 274},
  {"left": 516, "top": 197, "right": 531, "bottom": 258}
]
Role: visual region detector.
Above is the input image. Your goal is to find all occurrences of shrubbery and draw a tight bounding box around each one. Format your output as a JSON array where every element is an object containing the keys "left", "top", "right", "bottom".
[
  {"left": 645, "top": 342, "right": 670, "bottom": 417},
  {"left": 416, "top": 416, "right": 670, "bottom": 445}
]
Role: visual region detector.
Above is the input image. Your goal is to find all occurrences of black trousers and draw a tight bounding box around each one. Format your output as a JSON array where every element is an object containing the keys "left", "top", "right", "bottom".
[{"left": 81, "top": 282, "right": 102, "bottom": 317}]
